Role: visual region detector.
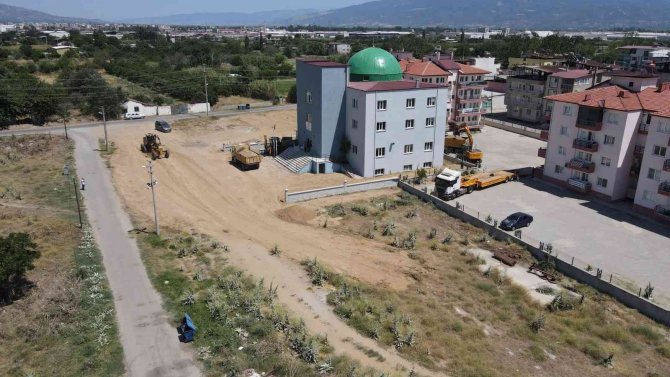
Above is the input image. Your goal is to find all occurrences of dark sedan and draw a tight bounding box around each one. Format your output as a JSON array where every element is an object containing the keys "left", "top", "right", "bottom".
[
  {"left": 500, "top": 212, "right": 533, "bottom": 231},
  {"left": 155, "top": 120, "right": 172, "bottom": 133}
]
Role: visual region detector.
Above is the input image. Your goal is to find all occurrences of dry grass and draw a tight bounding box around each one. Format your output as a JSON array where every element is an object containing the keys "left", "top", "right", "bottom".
[
  {"left": 135, "top": 229, "right": 382, "bottom": 377},
  {"left": 0, "top": 135, "right": 123, "bottom": 377},
  {"left": 296, "top": 192, "right": 670, "bottom": 376}
]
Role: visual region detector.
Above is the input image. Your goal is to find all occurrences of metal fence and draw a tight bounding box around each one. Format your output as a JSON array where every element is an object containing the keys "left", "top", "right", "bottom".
[
  {"left": 481, "top": 116, "right": 544, "bottom": 139},
  {"left": 402, "top": 180, "right": 670, "bottom": 312}
]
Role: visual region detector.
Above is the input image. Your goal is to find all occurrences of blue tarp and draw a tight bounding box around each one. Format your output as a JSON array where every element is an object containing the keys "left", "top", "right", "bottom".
[{"left": 182, "top": 313, "right": 197, "bottom": 332}]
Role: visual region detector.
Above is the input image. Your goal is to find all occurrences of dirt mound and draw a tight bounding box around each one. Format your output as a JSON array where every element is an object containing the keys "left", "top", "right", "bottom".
[{"left": 275, "top": 205, "right": 317, "bottom": 224}]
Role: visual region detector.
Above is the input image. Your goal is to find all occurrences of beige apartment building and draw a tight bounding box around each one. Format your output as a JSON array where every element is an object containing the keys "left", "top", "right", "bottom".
[{"left": 540, "top": 73, "right": 670, "bottom": 221}]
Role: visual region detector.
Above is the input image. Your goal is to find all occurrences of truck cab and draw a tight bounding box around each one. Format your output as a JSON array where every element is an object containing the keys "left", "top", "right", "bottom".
[{"left": 435, "top": 168, "right": 471, "bottom": 200}]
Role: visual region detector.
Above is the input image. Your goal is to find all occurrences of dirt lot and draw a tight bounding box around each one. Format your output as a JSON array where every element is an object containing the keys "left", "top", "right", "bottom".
[{"left": 104, "top": 110, "right": 670, "bottom": 376}]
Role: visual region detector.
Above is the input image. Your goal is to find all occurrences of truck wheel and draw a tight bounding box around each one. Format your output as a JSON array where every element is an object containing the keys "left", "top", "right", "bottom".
[
  {"left": 467, "top": 186, "right": 474, "bottom": 194},
  {"left": 140, "top": 144, "right": 145, "bottom": 153},
  {"left": 151, "top": 151, "right": 157, "bottom": 160},
  {"left": 165, "top": 150, "right": 170, "bottom": 158}
]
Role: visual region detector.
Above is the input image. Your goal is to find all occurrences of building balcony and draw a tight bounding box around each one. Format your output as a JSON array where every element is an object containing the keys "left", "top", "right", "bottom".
[
  {"left": 634, "top": 145, "right": 645, "bottom": 156},
  {"left": 458, "top": 80, "right": 487, "bottom": 87},
  {"left": 664, "top": 159, "right": 670, "bottom": 172},
  {"left": 659, "top": 181, "right": 670, "bottom": 197},
  {"left": 537, "top": 148, "right": 547, "bottom": 158},
  {"left": 654, "top": 205, "right": 670, "bottom": 222},
  {"left": 540, "top": 130, "right": 549, "bottom": 141},
  {"left": 575, "top": 119, "right": 603, "bottom": 131},
  {"left": 457, "top": 96, "right": 482, "bottom": 103},
  {"left": 567, "top": 158, "right": 595, "bottom": 173},
  {"left": 573, "top": 138, "right": 599, "bottom": 152},
  {"left": 567, "top": 178, "right": 592, "bottom": 193},
  {"left": 638, "top": 123, "right": 650, "bottom": 135}
]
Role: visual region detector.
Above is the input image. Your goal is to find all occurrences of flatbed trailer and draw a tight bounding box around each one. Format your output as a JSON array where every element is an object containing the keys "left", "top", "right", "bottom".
[{"left": 435, "top": 168, "right": 516, "bottom": 200}]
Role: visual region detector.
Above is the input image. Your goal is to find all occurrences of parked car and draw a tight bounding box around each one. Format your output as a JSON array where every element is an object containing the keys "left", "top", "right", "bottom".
[
  {"left": 124, "top": 112, "right": 144, "bottom": 120},
  {"left": 154, "top": 120, "right": 172, "bottom": 133},
  {"left": 500, "top": 212, "right": 533, "bottom": 231}
]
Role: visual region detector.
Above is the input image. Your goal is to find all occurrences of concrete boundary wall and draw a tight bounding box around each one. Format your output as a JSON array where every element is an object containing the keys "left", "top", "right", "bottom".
[
  {"left": 398, "top": 181, "right": 670, "bottom": 326},
  {"left": 481, "top": 117, "right": 543, "bottom": 140},
  {"left": 285, "top": 177, "right": 399, "bottom": 203}
]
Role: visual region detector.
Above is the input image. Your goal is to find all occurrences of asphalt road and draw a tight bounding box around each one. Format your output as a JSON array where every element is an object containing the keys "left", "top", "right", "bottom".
[
  {"left": 0, "top": 104, "right": 296, "bottom": 137},
  {"left": 72, "top": 130, "right": 201, "bottom": 377}
]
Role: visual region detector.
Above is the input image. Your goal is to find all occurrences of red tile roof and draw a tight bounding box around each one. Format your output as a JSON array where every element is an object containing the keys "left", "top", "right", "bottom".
[
  {"left": 431, "top": 58, "right": 462, "bottom": 71},
  {"left": 403, "top": 60, "right": 450, "bottom": 76},
  {"left": 347, "top": 80, "right": 441, "bottom": 92},
  {"left": 550, "top": 69, "right": 592, "bottom": 79},
  {"left": 546, "top": 85, "right": 670, "bottom": 117},
  {"left": 457, "top": 63, "right": 491, "bottom": 75}
]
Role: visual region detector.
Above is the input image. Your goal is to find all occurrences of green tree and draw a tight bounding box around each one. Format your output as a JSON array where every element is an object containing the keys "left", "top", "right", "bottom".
[
  {"left": 287, "top": 83, "right": 297, "bottom": 103},
  {"left": 0, "top": 233, "right": 40, "bottom": 302}
]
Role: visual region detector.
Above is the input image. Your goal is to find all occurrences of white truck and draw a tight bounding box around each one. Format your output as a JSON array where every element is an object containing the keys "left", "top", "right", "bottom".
[{"left": 434, "top": 168, "right": 516, "bottom": 200}]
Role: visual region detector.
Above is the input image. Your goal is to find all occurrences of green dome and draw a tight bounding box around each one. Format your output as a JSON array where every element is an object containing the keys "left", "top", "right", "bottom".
[{"left": 348, "top": 47, "right": 403, "bottom": 82}]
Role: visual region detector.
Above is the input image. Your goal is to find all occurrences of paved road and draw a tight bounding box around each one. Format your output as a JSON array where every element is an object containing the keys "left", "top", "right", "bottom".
[
  {"left": 71, "top": 130, "right": 201, "bottom": 377},
  {"left": 0, "top": 104, "right": 296, "bottom": 137}
]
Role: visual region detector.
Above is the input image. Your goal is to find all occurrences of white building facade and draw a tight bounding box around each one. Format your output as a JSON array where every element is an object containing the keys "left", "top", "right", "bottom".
[{"left": 541, "top": 80, "right": 670, "bottom": 221}]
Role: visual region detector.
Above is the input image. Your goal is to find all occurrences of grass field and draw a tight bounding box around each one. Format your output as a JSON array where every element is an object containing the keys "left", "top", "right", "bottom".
[
  {"left": 136, "top": 229, "right": 384, "bottom": 377},
  {"left": 0, "top": 135, "right": 124, "bottom": 377},
  {"left": 275, "top": 78, "right": 296, "bottom": 96},
  {"left": 99, "top": 71, "right": 176, "bottom": 105},
  {"left": 296, "top": 192, "right": 670, "bottom": 376}
]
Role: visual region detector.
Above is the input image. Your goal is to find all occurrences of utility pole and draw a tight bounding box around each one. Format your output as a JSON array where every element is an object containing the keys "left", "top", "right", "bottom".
[
  {"left": 72, "top": 177, "right": 82, "bottom": 227},
  {"left": 145, "top": 160, "right": 159, "bottom": 235},
  {"left": 101, "top": 106, "right": 108, "bottom": 151},
  {"left": 203, "top": 65, "right": 209, "bottom": 116},
  {"left": 63, "top": 119, "right": 69, "bottom": 140}
]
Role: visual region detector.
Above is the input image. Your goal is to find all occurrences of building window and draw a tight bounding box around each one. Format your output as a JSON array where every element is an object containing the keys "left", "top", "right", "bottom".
[
  {"left": 403, "top": 164, "right": 413, "bottom": 171},
  {"left": 606, "top": 112, "right": 619, "bottom": 124},
  {"left": 405, "top": 119, "right": 415, "bottom": 129},
  {"left": 653, "top": 145, "right": 667, "bottom": 157},
  {"left": 374, "top": 168, "right": 385, "bottom": 176},
  {"left": 424, "top": 142, "right": 433, "bottom": 151},
  {"left": 554, "top": 165, "right": 564, "bottom": 174},
  {"left": 133, "top": 106, "right": 140, "bottom": 112},
  {"left": 601, "top": 157, "right": 611, "bottom": 166},
  {"left": 642, "top": 190, "right": 653, "bottom": 201},
  {"left": 375, "top": 147, "right": 385, "bottom": 158},
  {"left": 628, "top": 81, "right": 634, "bottom": 87},
  {"left": 558, "top": 146, "right": 566, "bottom": 155},
  {"left": 560, "top": 126, "right": 568, "bottom": 136},
  {"left": 423, "top": 162, "right": 433, "bottom": 168},
  {"left": 377, "top": 100, "right": 387, "bottom": 111},
  {"left": 306, "top": 91, "right": 312, "bottom": 104},
  {"left": 352, "top": 145, "right": 358, "bottom": 154},
  {"left": 597, "top": 177, "right": 608, "bottom": 188},
  {"left": 648, "top": 168, "right": 660, "bottom": 181},
  {"left": 352, "top": 98, "right": 358, "bottom": 108},
  {"left": 352, "top": 119, "right": 358, "bottom": 129},
  {"left": 427, "top": 97, "right": 436, "bottom": 107},
  {"left": 406, "top": 98, "right": 415, "bottom": 108},
  {"left": 376, "top": 121, "right": 386, "bottom": 132},
  {"left": 563, "top": 105, "right": 572, "bottom": 115},
  {"left": 305, "top": 113, "right": 312, "bottom": 131},
  {"left": 425, "top": 117, "right": 435, "bottom": 127},
  {"left": 603, "top": 135, "right": 615, "bottom": 145},
  {"left": 404, "top": 144, "right": 414, "bottom": 154}
]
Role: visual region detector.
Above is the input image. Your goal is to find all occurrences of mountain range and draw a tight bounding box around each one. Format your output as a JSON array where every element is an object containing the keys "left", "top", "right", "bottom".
[
  {"left": 3, "top": 0, "right": 670, "bottom": 29},
  {"left": 0, "top": 3, "right": 99, "bottom": 23}
]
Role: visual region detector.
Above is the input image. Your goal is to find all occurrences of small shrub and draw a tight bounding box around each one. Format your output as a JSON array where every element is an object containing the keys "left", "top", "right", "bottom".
[
  {"left": 365, "top": 228, "right": 375, "bottom": 239},
  {"left": 547, "top": 293, "right": 579, "bottom": 312},
  {"left": 181, "top": 290, "right": 196, "bottom": 306},
  {"left": 269, "top": 244, "right": 281, "bottom": 256},
  {"left": 535, "top": 286, "right": 555, "bottom": 295},
  {"left": 326, "top": 204, "right": 346, "bottom": 217},
  {"left": 442, "top": 234, "right": 453, "bottom": 244},
  {"left": 430, "top": 243, "right": 438, "bottom": 251},
  {"left": 529, "top": 315, "right": 545, "bottom": 333},
  {"left": 643, "top": 282, "right": 654, "bottom": 299},
  {"left": 629, "top": 325, "right": 663, "bottom": 344},
  {"left": 427, "top": 228, "right": 437, "bottom": 239},
  {"left": 485, "top": 214, "right": 493, "bottom": 223},
  {"left": 351, "top": 204, "right": 369, "bottom": 216},
  {"left": 405, "top": 208, "right": 418, "bottom": 218},
  {"left": 382, "top": 222, "right": 396, "bottom": 236}
]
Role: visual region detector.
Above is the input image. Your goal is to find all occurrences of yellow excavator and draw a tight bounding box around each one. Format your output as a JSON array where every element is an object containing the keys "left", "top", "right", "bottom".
[{"left": 445, "top": 123, "right": 483, "bottom": 165}]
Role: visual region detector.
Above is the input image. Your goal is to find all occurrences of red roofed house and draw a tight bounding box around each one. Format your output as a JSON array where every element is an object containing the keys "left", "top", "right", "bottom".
[{"left": 540, "top": 71, "right": 670, "bottom": 220}]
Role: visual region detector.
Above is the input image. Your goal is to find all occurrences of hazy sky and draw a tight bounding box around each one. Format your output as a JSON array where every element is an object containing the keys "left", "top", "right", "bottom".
[{"left": 7, "top": 0, "right": 370, "bottom": 20}]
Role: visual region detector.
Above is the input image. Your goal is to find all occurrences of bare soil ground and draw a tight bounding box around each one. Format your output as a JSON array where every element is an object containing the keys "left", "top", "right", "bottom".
[
  {"left": 0, "top": 135, "right": 123, "bottom": 377},
  {"left": 104, "top": 110, "right": 670, "bottom": 376}
]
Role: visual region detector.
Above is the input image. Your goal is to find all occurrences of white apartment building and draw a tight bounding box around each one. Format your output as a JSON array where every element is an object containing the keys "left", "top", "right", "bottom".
[{"left": 541, "top": 77, "right": 670, "bottom": 221}]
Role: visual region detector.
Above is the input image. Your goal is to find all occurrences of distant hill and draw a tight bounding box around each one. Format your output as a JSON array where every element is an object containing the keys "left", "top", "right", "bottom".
[
  {"left": 121, "top": 9, "right": 316, "bottom": 26},
  {"left": 289, "top": 0, "right": 670, "bottom": 29},
  {"left": 0, "top": 3, "right": 99, "bottom": 23}
]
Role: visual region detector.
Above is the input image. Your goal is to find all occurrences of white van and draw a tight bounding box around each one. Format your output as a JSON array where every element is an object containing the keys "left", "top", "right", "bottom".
[{"left": 124, "top": 112, "right": 144, "bottom": 120}]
